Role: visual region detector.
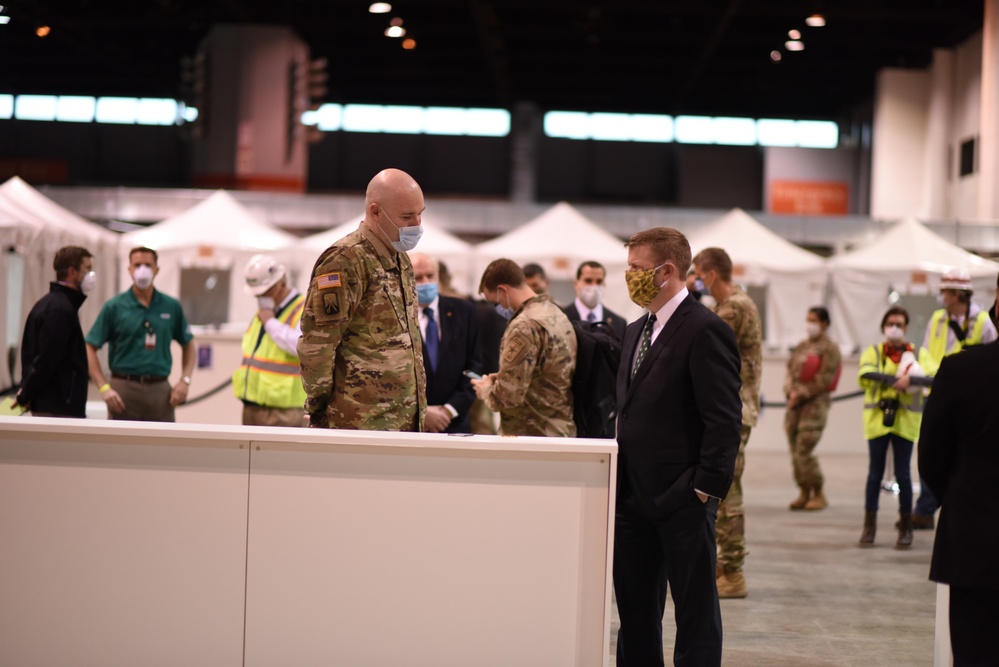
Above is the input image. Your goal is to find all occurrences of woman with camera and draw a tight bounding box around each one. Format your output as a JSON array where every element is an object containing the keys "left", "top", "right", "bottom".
[{"left": 857, "top": 306, "right": 937, "bottom": 549}]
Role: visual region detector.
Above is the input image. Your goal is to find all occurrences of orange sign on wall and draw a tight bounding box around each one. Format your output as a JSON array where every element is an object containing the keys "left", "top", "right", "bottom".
[{"left": 770, "top": 180, "right": 849, "bottom": 215}]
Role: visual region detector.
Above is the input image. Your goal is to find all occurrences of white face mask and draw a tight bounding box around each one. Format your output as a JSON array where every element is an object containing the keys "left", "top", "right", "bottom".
[
  {"left": 579, "top": 284, "right": 604, "bottom": 309},
  {"left": 80, "top": 271, "right": 97, "bottom": 295},
  {"left": 884, "top": 325, "right": 905, "bottom": 343},
  {"left": 805, "top": 322, "right": 822, "bottom": 339},
  {"left": 133, "top": 265, "right": 154, "bottom": 289},
  {"left": 257, "top": 296, "right": 275, "bottom": 310}
]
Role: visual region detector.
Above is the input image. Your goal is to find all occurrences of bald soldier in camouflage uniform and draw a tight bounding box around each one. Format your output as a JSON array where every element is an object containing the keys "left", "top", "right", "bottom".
[
  {"left": 784, "top": 306, "right": 841, "bottom": 511},
  {"left": 472, "top": 259, "right": 577, "bottom": 437},
  {"left": 298, "top": 169, "right": 427, "bottom": 431},
  {"left": 694, "top": 248, "right": 762, "bottom": 599}
]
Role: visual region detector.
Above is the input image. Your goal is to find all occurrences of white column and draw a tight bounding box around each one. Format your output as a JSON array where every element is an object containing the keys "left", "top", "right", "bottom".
[
  {"left": 924, "top": 48, "right": 955, "bottom": 219},
  {"left": 870, "top": 69, "right": 931, "bottom": 219},
  {"left": 190, "top": 25, "right": 310, "bottom": 193},
  {"left": 509, "top": 102, "right": 541, "bottom": 202},
  {"left": 979, "top": 0, "right": 999, "bottom": 218}
]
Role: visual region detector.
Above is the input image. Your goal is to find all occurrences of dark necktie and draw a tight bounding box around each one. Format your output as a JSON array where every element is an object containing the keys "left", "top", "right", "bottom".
[
  {"left": 632, "top": 315, "right": 656, "bottom": 379},
  {"left": 424, "top": 307, "right": 439, "bottom": 372},
  {"left": 586, "top": 311, "right": 596, "bottom": 323}
]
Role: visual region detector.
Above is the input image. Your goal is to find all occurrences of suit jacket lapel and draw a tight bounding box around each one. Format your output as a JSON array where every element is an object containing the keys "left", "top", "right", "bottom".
[{"left": 625, "top": 297, "right": 693, "bottom": 401}]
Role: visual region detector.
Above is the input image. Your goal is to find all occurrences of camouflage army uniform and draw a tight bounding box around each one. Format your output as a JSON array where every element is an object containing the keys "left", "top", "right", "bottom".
[
  {"left": 481, "top": 295, "right": 577, "bottom": 437},
  {"left": 713, "top": 287, "right": 762, "bottom": 575},
  {"left": 297, "top": 224, "right": 427, "bottom": 431},
  {"left": 784, "top": 333, "right": 841, "bottom": 490}
]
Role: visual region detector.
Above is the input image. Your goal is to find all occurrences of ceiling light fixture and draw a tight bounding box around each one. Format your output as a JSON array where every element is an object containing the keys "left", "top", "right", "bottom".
[
  {"left": 0, "top": 16, "right": 10, "bottom": 25},
  {"left": 369, "top": 3, "right": 392, "bottom": 14},
  {"left": 805, "top": 14, "right": 826, "bottom": 27},
  {"left": 390, "top": 17, "right": 403, "bottom": 27},
  {"left": 770, "top": 50, "right": 782, "bottom": 63},
  {"left": 788, "top": 29, "right": 801, "bottom": 40},
  {"left": 402, "top": 38, "right": 416, "bottom": 50},
  {"left": 785, "top": 40, "right": 805, "bottom": 52},
  {"left": 385, "top": 25, "right": 406, "bottom": 38},
  {"left": 36, "top": 25, "right": 50, "bottom": 37}
]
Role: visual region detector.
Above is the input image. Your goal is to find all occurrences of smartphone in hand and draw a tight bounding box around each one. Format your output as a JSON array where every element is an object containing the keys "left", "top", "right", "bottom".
[{"left": 463, "top": 370, "right": 482, "bottom": 380}]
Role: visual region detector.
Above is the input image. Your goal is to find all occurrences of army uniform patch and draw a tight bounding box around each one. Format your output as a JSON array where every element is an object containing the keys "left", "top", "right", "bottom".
[
  {"left": 323, "top": 291, "right": 340, "bottom": 315},
  {"left": 502, "top": 334, "right": 530, "bottom": 365},
  {"left": 317, "top": 272, "right": 342, "bottom": 289}
]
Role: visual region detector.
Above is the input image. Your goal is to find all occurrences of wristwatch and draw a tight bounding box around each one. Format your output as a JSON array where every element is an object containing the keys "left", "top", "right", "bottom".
[{"left": 181, "top": 375, "right": 192, "bottom": 385}]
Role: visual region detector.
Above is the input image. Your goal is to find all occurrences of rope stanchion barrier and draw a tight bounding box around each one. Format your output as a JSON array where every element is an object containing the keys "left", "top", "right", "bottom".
[
  {"left": 181, "top": 379, "right": 233, "bottom": 406},
  {"left": 760, "top": 389, "right": 864, "bottom": 409}
]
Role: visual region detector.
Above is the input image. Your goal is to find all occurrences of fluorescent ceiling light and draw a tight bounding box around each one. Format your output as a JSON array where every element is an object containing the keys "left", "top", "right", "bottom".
[
  {"left": 674, "top": 116, "right": 715, "bottom": 144},
  {"left": 785, "top": 40, "right": 805, "bottom": 52},
  {"left": 464, "top": 108, "right": 510, "bottom": 136},
  {"left": 795, "top": 120, "right": 838, "bottom": 148},
  {"left": 629, "top": 114, "right": 673, "bottom": 143},
  {"left": 788, "top": 29, "right": 801, "bottom": 40},
  {"left": 589, "top": 113, "right": 633, "bottom": 141},
  {"left": 180, "top": 104, "right": 199, "bottom": 123},
  {"left": 0, "top": 94, "right": 13, "bottom": 119},
  {"left": 313, "top": 104, "right": 343, "bottom": 131},
  {"left": 342, "top": 104, "right": 385, "bottom": 132},
  {"left": 14, "top": 95, "right": 57, "bottom": 121},
  {"left": 0, "top": 16, "right": 10, "bottom": 25},
  {"left": 95, "top": 97, "right": 138, "bottom": 124},
  {"left": 369, "top": 3, "right": 391, "bottom": 13},
  {"left": 424, "top": 107, "right": 467, "bottom": 135},
  {"left": 805, "top": 14, "right": 826, "bottom": 27},
  {"left": 56, "top": 96, "right": 96, "bottom": 122},
  {"left": 544, "top": 111, "right": 590, "bottom": 139},
  {"left": 136, "top": 98, "right": 178, "bottom": 125},
  {"left": 384, "top": 26, "right": 405, "bottom": 38},
  {"left": 381, "top": 105, "right": 424, "bottom": 134},
  {"left": 757, "top": 118, "right": 797, "bottom": 147},
  {"left": 713, "top": 117, "right": 756, "bottom": 145}
]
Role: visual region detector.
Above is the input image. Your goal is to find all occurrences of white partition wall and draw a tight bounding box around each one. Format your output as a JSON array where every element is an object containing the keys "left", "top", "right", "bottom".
[{"left": 0, "top": 419, "right": 616, "bottom": 667}]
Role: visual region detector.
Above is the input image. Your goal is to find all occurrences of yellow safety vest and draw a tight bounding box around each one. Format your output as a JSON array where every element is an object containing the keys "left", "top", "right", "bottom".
[
  {"left": 926, "top": 308, "right": 990, "bottom": 362},
  {"left": 232, "top": 295, "right": 307, "bottom": 409},
  {"left": 858, "top": 343, "right": 938, "bottom": 442}
]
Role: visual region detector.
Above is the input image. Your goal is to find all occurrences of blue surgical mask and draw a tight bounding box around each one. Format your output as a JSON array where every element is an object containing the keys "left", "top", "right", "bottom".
[
  {"left": 694, "top": 278, "right": 706, "bottom": 294},
  {"left": 494, "top": 290, "right": 515, "bottom": 320},
  {"left": 380, "top": 207, "right": 423, "bottom": 252},
  {"left": 417, "top": 282, "right": 438, "bottom": 305}
]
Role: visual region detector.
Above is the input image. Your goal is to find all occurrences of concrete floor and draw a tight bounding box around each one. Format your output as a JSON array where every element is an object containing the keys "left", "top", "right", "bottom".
[{"left": 608, "top": 448, "right": 938, "bottom": 666}]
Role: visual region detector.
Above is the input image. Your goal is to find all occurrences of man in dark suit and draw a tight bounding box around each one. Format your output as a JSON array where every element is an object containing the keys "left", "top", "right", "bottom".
[
  {"left": 918, "top": 341, "right": 999, "bottom": 666},
  {"left": 562, "top": 260, "right": 627, "bottom": 341},
  {"left": 411, "top": 253, "right": 482, "bottom": 433},
  {"left": 614, "top": 227, "right": 742, "bottom": 667}
]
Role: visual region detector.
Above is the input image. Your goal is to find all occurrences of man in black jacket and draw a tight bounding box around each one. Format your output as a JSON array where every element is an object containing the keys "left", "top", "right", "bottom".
[
  {"left": 614, "top": 228, "right": 742, "bottom": 667},
  {"left": 918, "top": 340, "right": 999, "bottom": 665},
  {"left": 562, "top": 260, "right": 627, "bottom": 341},
  {"left": 15, "top": 246, "right": 94, "bottom": 417}
]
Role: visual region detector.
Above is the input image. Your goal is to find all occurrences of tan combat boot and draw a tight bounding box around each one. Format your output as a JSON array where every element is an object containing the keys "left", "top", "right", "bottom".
[
  {"left": 789, "top": 486, "right": 810, "bottom": 510},
  {"left": 859, "top": 511, "right": 876, "bottom": 547},
  {"left": 716, "top": 569, "right": 748, "bottom": 599},
  {"left": 804, "top": 486, "right": 828, "bottom": 510}
]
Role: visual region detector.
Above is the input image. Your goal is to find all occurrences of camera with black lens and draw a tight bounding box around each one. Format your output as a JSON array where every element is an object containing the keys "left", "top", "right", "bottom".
[{"left": 878, "top": 398, "right": 900, "bottom": 427}]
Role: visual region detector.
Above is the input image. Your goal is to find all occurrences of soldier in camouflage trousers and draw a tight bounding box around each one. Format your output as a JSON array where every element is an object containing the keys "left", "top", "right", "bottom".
[
  {"left": 471, "top": 259, "right": 577, "bottom": 437},
  {"left": 694, "top": 248, "right": 762, "bottom": 599},
  {"left": 298, "top": 169, "right": 427, "bottom": 431},
  {"left": 784, "top": 306, "right": 841, "bottom": 511}
]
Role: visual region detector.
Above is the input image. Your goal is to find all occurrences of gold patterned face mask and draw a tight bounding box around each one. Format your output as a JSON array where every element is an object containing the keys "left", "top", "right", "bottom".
[{"left": 626, "top": 262, "right": 668, "bottom": 307}]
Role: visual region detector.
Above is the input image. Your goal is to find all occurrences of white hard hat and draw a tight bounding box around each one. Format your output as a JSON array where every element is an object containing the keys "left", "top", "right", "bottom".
[
  {"left": 244, "top": 254, "right": 286, "bottom": 295},
  {"left": 939, "top": 267, "right": 973, "bottom": 292}
]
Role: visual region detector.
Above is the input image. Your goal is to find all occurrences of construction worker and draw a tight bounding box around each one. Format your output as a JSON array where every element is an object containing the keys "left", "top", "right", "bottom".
[
  {"left": 232, "top": 254, "right": 307, "bottom": 427},
  {"left": 912, "top": 267, "right": 997, "bottom": 527}
]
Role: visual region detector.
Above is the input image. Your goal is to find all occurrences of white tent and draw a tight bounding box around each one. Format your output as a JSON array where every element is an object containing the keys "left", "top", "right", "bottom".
[
  {"left": 472, "top": 202, "right": 639, "bottom": 320},
  {"left": 121, "top": 191, "right": 299, "bottom": 325},
  {"left": 687, "top": 208, "right": 829, "bottom": 349},
  {"left": 828, "top": 217, "right": 999, "bottom": 350},
  {"left": 0, "top": 177, "right": 120, "bottom": 387},
  {"left": 298, "top": 217, "right": 475, "bottom": 295}
]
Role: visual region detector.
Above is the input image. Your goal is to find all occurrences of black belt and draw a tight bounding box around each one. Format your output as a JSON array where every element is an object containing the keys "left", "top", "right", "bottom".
[{"left": 112, "top": 373, "right": 168, "bottom": 384}]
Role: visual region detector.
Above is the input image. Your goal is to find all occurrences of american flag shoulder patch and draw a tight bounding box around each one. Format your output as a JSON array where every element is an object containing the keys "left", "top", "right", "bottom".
[{"left": 317, "top": 272, "right": 342, "bottom": 290}]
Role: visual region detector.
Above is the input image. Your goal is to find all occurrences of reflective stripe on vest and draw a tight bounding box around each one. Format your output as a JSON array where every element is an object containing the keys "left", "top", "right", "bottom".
[{"left": 232, "top": 293, "right": 307, "bottom": 408}]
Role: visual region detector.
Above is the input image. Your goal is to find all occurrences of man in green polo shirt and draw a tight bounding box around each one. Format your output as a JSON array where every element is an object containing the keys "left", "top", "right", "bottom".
[{"left": 86, "top": 246, "right": 196, "bottom": 422}]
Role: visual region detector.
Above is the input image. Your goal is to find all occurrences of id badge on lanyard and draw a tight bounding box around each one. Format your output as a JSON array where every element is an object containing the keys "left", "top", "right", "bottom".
[{"left": 144, "top": 321, "right": 156, "bottom": 350}]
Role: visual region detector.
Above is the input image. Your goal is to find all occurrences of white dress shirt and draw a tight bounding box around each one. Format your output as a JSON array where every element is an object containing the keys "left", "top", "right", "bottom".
[
  {"left": 574, "top": 298, "right": 604, "bottom": 323},
  {"left": 263, "top": 289, "right": 303, "bottom": 356}
]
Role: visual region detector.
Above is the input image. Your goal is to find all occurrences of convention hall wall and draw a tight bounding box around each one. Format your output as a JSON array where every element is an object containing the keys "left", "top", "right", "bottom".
[{"left": 3, "top": 120, "right": 775, "bottom": 209}]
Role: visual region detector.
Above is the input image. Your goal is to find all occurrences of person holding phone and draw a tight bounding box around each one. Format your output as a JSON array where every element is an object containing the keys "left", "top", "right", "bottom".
[{"left": 232, "top": 254, "right": 307, "bottom": 427}]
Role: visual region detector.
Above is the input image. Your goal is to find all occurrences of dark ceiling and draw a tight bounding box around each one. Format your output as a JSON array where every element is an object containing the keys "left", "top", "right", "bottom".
[{"left": 0, "top": 0, "right": 986, "bottom": 121}]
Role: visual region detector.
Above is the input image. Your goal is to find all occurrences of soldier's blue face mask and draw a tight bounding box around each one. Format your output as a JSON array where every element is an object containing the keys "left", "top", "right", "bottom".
[
  {"left": 493, "top": 289, "right": 514, "bottom": 320},
  {"left": 378, "top": 205, "right": 423, "bottom": 252}
]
